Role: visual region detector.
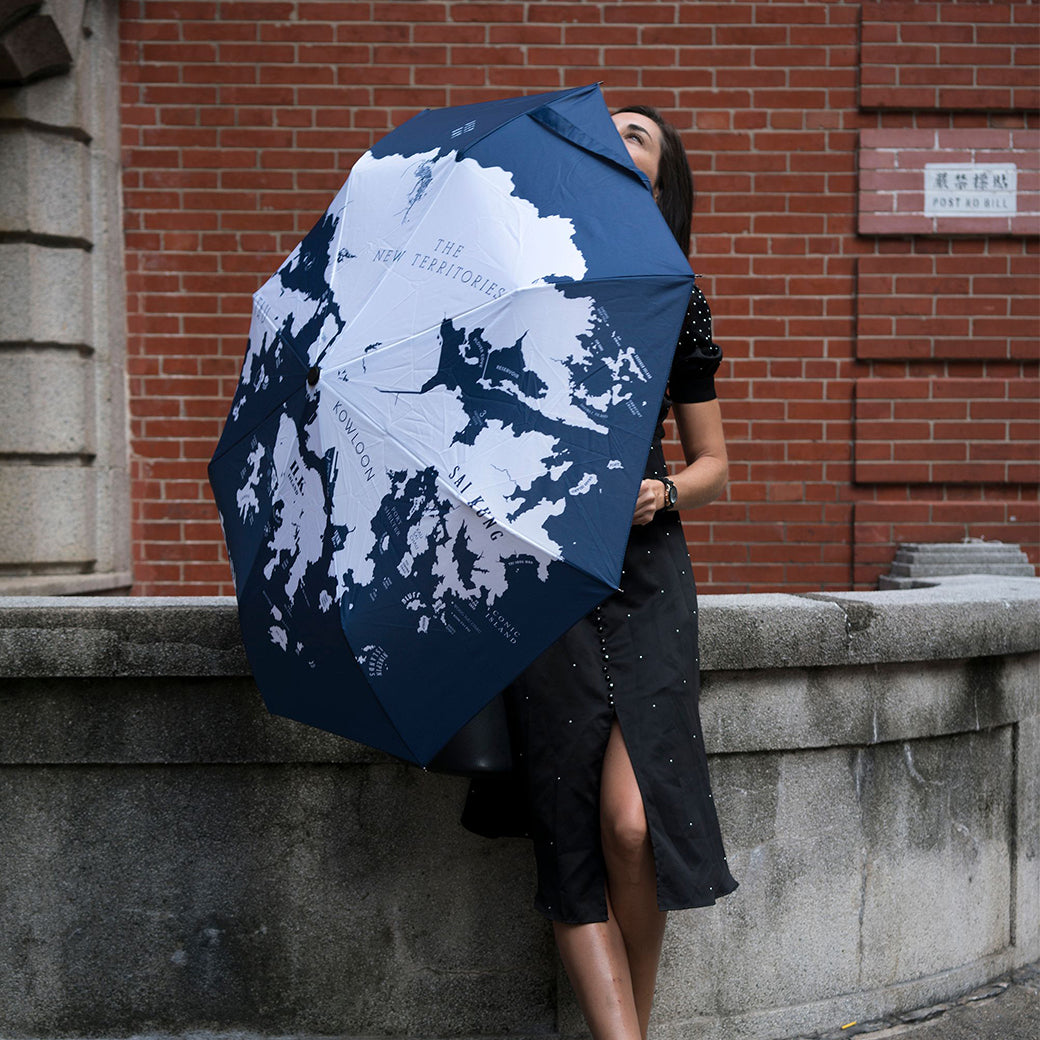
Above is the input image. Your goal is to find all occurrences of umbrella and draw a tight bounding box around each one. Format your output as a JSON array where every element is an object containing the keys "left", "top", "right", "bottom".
[{"left": 208, "top": 84, "right": 695, "bottom": 765}]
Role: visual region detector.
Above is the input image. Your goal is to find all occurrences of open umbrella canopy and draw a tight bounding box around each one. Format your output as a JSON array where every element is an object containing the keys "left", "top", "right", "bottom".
[{"left": 209, "top": 84, "right": 695, "bottom": 765}]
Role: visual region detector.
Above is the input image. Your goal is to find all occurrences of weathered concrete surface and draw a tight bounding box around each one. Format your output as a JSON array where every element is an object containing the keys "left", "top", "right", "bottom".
[
  {"left": 0, "top": 0, "right": 130, "bottom": 595},
  {"left": 0, "top": 577, "right": 1037, "bottom": 1040}
]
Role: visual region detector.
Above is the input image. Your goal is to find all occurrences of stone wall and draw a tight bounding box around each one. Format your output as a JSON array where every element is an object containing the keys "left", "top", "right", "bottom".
[
  {"left": 0, "top": 576, "right": 1037, "bottom": 1039},
  {"left": 0, "top": 0, "right": 130, "bottom": 595}
]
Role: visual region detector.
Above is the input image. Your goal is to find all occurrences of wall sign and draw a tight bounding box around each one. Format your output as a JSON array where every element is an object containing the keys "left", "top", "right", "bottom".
[{"left": 924, "top": 163, "right": 1017, "bottom": 216}]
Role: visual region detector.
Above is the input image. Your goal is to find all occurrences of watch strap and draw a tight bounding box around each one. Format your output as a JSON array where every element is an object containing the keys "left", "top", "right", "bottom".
[{"left": 660, "top": 476, "right": 678, "bottom": 511}]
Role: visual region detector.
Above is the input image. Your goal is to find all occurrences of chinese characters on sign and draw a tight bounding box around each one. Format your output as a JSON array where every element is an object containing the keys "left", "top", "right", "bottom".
[{"left": 924, "top": 163, "right": 1017, "bottom": 216}]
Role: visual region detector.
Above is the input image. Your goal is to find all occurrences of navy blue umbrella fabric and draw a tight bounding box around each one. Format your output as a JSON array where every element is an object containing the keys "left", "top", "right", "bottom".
[{"left": 209, "top": 84, "right": 695, "bottom": 765}]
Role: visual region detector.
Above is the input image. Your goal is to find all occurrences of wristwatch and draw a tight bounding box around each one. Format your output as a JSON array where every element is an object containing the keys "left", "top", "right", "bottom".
[{"left": 659, "top": 476, "right": 678, "bottom": 511}]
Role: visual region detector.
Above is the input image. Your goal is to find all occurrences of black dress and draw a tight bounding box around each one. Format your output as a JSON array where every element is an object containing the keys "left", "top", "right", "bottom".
[{"left": 463, "top": 285, "right": 738, "bottom": 925}]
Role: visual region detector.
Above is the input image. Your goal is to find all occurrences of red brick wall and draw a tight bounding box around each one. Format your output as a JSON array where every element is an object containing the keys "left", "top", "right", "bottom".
[
  {"left": 860, "top": 1, "right": 1040, "bottom": 111},
  {"left": 119, "top": 0, "right": 1039, "bottom": 595},
  {"left": 854, "top": 247, "right": 1039, "bottom": 491}
]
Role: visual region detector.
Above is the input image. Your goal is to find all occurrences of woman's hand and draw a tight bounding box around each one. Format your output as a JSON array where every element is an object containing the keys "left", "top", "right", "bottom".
[{"left": 632, "top": 479, "right": 664, "bottom": 526}]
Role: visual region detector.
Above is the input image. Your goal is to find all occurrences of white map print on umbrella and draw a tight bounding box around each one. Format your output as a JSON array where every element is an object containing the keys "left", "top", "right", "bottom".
[{"left": 236, "top": 148, "right": 655, "bottom": 673}]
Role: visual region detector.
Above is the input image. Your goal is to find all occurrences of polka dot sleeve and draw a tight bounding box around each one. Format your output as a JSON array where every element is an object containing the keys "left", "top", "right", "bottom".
[{"left": 667, "top": 284, "right": 723, "bottom": 404}]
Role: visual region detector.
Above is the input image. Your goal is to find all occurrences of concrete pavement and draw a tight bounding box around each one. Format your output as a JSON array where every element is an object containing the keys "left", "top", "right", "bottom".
[{"left": 790, "top": 961, "right": 1038, "bottom": 1040}]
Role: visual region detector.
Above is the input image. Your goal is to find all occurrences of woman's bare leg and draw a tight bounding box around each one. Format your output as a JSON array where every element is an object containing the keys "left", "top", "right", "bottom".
[
  {"left": 600, "top": 720, "right": 668, "bottom": 1039},
  {"left": 553, "top": 897, "right": 642, "bottom": 1040},
  {"left": 552, "top": 721, "right": 667, "bottom": 1040}
]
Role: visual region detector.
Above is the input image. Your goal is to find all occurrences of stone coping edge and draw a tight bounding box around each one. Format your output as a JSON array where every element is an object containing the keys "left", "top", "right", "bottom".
[{"left": 0, "top": 575, "right": 1036, "bottom": 679}]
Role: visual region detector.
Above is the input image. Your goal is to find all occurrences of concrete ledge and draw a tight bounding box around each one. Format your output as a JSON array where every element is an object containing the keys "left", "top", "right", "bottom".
[
  {"left": 0, "top": 570, "right": 133, "bottom": 598},
  {"left": 0, "top": 596, "right": 249, "bottom": 678},
  {"left": 699, "top": 575, "right": 1040, "bottom": 670},
  {"left": 4, "top": 574, "right": 1037, "bottom": 676},
  {"left": 0, "top": 577, "right": 1037, "bottom": 1040}
]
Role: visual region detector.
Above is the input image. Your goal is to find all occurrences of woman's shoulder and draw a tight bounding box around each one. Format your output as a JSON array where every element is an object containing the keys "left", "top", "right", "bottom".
[
  {"left": 677, "top": 283, "right": 722, "bottom": 364},
  {"left": 669, "top": 282, "right": 722, "bottom": 402}
]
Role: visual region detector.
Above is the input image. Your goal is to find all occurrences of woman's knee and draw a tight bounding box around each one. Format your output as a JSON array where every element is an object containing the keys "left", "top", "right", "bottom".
[
  {"left": 601, "top": 797, "right": 650, "bottom": 862},
  {"left": 600, "top": 722, "right": 651, "bottom": 862}
]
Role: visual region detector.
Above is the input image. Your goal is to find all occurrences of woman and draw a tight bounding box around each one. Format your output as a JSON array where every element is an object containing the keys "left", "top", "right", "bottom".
[{"left": 464, "top": 105, "right": 737, "bottom": 1040}]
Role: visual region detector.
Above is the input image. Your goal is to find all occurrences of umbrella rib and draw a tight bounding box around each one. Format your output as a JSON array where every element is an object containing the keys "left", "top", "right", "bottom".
[
  {"left": 208, "top": 365, "right": 307, "bottom": 466},
  {"left": 320, "top": 384, "right": 629, "bottom": 593},
  {"left": 241, "top": 543, "right": 429, "bottom": 766},
  {"left": 324, "top": 149, "right": 566, "bottom": 370},
  {"left": 323, "top": 272, "right": 694, "bottom": 381},
  {"left": 317, "top": 94, "right": 587, "bottom": 367},
  {"left": 321, "top": 108, "right": 676, "bottom": 375},
  {"left": 449, "top": 84, "right": 587, "bottom": 160},
  {"left": 321, "top": 270, "right": 694, "bottom": 589},
  {"left": 322, "top": 375, "right": 572, "bottom": 560},
  {"left": 318, "top": 146, "right": 465, "bottom": 370}
]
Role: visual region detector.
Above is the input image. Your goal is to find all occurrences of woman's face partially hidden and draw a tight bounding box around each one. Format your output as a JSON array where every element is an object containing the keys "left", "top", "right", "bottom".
[{"left": 611, "top": 111, "right": 663, "bottom": 196}]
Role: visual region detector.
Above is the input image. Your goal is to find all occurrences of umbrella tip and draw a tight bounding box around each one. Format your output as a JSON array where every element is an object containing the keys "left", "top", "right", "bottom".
[{"left": 307, "top": 366, "right": 320, "bottom": 387}]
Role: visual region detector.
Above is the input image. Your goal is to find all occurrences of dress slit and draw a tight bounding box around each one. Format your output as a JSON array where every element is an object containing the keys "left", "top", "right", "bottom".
[{"left": 603, "top": 708, "right": 668, "bottom": 917}]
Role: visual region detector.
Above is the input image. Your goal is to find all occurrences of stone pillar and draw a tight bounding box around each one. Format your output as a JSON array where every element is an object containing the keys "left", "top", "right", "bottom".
[{"left": 0, "top": 0, "right": 130, "bottom": 594}]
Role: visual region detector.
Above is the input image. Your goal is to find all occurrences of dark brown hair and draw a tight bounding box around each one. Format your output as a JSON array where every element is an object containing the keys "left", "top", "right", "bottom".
[{"left": 612, "top": 104, "right": 694, "bottom": 256}]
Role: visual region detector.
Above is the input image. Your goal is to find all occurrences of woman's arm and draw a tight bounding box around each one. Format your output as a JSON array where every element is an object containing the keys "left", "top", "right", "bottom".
[{"left": 631, "top": 399, "right": 728, "bottom": 526}]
